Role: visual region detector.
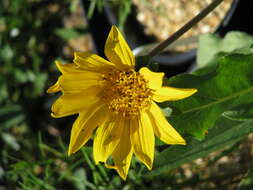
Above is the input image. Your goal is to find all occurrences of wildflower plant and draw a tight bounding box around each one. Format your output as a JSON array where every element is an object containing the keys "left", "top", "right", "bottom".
[
  {"left": 47, "top": 25, "right": 197, "bottom": 179},
  {"left": 45, "top": 0, "right": 253, "bottom": 185},
  {"left": 2, "top": 0, "right": 253, "bottom": 189}
]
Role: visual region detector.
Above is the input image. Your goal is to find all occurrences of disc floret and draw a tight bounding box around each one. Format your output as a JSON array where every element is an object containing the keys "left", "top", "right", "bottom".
[{"left": 102, "top": 70, "right": 153, "bottom": 118}]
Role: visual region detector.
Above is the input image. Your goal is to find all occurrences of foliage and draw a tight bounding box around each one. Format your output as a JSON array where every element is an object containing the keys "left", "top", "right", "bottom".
[
  {"left": 165, "top": 53, "right": 253, "bottom": 139},
  {"left": 0, "top": 0, "right": 253, "bottom": 189},
  {"left": 147, "top": 32, "right": 253, "bottom": 186},
  {"left": 148, "top": 117, "right": 253, "bottom": 177},
  {"left": 197, "top": 31, "right": 253, "bottom": 68},
  {"left": 0, "top": 0, "right": 85, "bottom": 189}
]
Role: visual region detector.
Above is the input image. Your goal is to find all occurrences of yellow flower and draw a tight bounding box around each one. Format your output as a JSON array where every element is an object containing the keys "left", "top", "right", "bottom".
[{"left": 47, "top": 26, "right": 197, "bottom": 180}]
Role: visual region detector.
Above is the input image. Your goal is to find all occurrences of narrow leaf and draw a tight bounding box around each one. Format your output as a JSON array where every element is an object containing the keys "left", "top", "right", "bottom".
[
  {"left": 0, "top": 104, "right": 25, "bottom": 128},
  {"left": 145, "top": 117, "right": 253, "bottom": 177}
]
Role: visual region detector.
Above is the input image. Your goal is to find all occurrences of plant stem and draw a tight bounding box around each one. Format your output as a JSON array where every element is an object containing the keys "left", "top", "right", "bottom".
[
  {"left": 81, "top": 148, "right": 96, "bottom": 171},
  {"left": 148, "top": 0, "right": 225, "bottom": 58}
]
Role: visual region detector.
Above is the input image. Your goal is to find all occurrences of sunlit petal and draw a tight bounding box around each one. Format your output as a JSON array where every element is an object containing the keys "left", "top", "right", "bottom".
[
  {"left": 68, "top": 104, "right": 107, "bottom": 155},
  {"left": 153, "top": 86, "right": 197, "bottom": 103},
  {"left": 130, "top": 113, "right": 154, "bottom": 170},
  {"left": 55, "top": 60, "right": 81, "bottom": 74},
  {"left": 105, "top": 25, "right": 135, "bottom": 70},
  {"left": 149, "top": 101, "right": 186, "bottom": 145},
  {"left": 106, "top": 120, "right": 133, "bottom": 180},
  {"left": 59, "top": 73, "right": 101, "bottom": 94},
  {"left": 93, "top": 116, "right": 124, "bottom": 164},
  {"left": 51, "top": 86, "right": 101, "bottom": 118},
  {"left": 47, "top": 76, "right": 62, "bottom": 93},
  {"left": 74, "top": 52, "right": 115, "bottom": 72},
  {"left": 139, "top": 67, "right": 164, "bottom": 89}
]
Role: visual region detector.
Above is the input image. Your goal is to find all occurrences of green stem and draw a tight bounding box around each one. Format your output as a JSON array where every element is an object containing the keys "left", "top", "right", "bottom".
[
  {"left": 81, "top": 148, "right": 96, "bottom": 171},
  {"left": 148, "top": 0, "right": 225, "bottom": 58},
  {"left": 40, "top": 144, "right": 63, "bottom": 157}
]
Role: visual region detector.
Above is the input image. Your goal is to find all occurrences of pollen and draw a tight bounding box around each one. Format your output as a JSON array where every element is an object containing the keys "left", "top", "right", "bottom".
[{"left": 101, "top": 69, "right": 153, "bottom": 118}]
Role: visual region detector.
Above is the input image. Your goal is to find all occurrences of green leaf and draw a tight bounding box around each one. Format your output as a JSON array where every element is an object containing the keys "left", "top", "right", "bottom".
[
  {"left": 117, "top": 0, "right": 132, "bottom": 31},
  {"left": 14, "top": 69, "right": 29, "bottom": 83},
  {"left": 73, "top": 168, "right": 87, "bottom": 190},
  {"left": 165, "top": 53, "right": 253, "bottom": 139},
  {"left": 87, "top": 0, "right": 98, "bottom": 19},
  {"left": 0, "top": 104, "right": 25, "bottom": 129},
  {"left": 0, "top": 45, "right": 14, "bottom": 61},
  {"left": 32, "top": 73, "right": 48, "bottom": 96},
  {"left": 55, "top": 28, "right": 81, "bottom": 41},
  {"left": 223, "top": 104, "right": 253, "bottom": 121},
  {"left": 70, "top": 0, "right": 79, "bottom": 13},
  {"left": 0, "top": 81, "right": 8, "bottom": 102},
  {"left": 145, "top": 117, "right": 253, "bottom": 177},
  {"left": 197, "top": 33, "right": 220, "bottom": 68},
  {"left": 197, "top": 31, "right": 253, "bottom": 68},
  {"left": 1, "top": 133, "right": 20, "bottom": 150}
]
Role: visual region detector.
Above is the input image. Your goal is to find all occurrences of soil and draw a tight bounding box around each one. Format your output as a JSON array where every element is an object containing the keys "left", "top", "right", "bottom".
[{"left": 133, "top": 0, "right": 234, "bottom": 51}]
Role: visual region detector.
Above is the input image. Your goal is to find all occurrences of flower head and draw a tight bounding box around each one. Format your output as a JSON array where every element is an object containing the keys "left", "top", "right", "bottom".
[{"left": 47, "top": 26, "right": 197, "bottom": 180}]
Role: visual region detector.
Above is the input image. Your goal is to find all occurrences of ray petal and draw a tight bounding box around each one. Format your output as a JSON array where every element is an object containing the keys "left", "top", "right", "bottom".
[
  {"left": 68, "top": 104, "right": 107, "bottom": 155},
  {"left": 149, "top": 101, "right": 186, "bottom": 145},
  {"left": 59, "top": 73, "right": 101, "bottom": 94},
  {"left": 51, "top": 85, "right": 101, "bottom": 118},
  {"left": 55, "top": 60, "right": 81, "bottom": 74},
  {"left": 104, "top": 25, "right": 135, "bottom": 70},
  {"left": 47, "top": 76, "right": 62, "bottom": 93},
  {"left": 106, "top": 120, "right": 133, "bottom": 180},
  {"left": 139, "top": 67, "right": 164, "bottom": 89},
  {"left": 74, "top": 52, "right": 115, "bottom": 72},
  {"left": 54, "top": 61, "right": 103, "bottom": 94},
  {"left": 153, "top": 86, "right": 197, "bottom": 103},
  {"left": 93, "top": 116, "right": 124, "bottom": 164},
  {"left": 130, "top": 113, "right": 154, "bottom": 170}
]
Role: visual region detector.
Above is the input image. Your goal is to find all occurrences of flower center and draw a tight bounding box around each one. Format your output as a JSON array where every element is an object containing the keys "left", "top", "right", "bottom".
[{"left": 101, "top": 69, "right": 153, "bottom": 119}]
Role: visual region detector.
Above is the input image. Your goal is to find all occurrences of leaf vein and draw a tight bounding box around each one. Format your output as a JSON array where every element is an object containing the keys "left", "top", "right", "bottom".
[{"left": 182, "top": 86, "right": 253, "bottom": 114}]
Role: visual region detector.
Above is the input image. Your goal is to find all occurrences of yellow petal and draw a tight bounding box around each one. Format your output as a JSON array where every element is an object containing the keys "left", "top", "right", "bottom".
[
  {"left": 55, "top": 61, "right": 81, "bottom": 74},
  {"left": 130, "top": 113, "right": 154, "bottom": 170},
  {"left": 59, "top": 72, "right": 101, "bottom": 94},
  {"left": 74, "top": 52, "right": 115, "bottom": 72},
  {"left": 53, "top": 61, "right": 102, "bottom": 94},
  {"left": 47, "top": 76, "right": 61, "bottom": 93},
  {"left": 104, "top": 25, "right": 135, "bottom": 70},
  {"left": 106, "top": 120, "right": 133, "bottom": 180},
  {"left": 153, "top": 86, "right": 197, "bottom": 103},
  {"left": 93, "top": 116, "right": 124, "bottom": 164},
  {"left": 68, "top": 103, "right": 107, "bottom": 155},
  {"left": 148, "top": 101, "right": 186, "bottom": 145},
  {"left": 51, "top": 86, "right": 101, "bottom": 118},
  {"left": 139, "top": 67, "right": 164, "bottom": 89}
]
